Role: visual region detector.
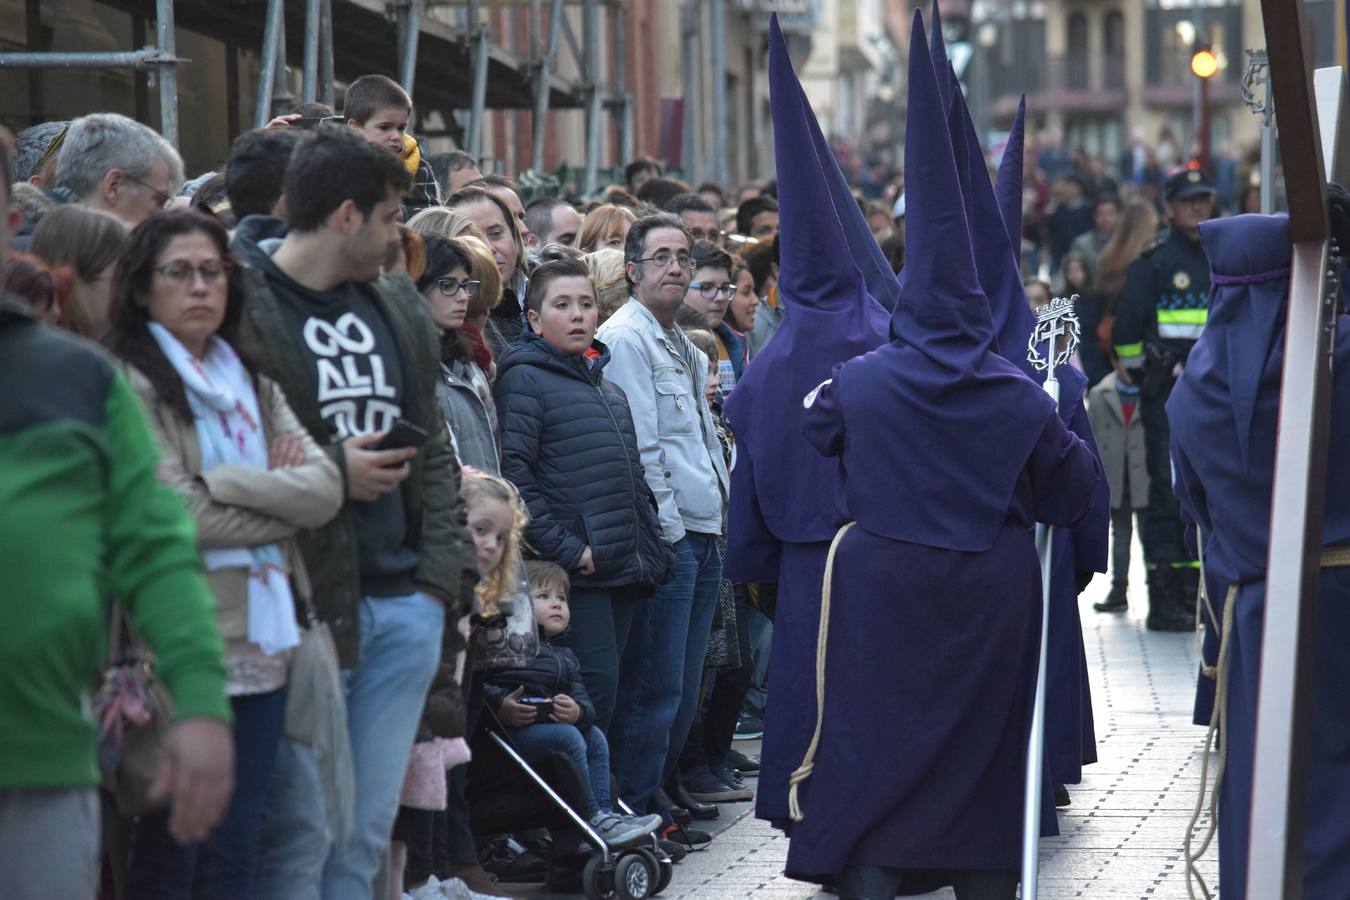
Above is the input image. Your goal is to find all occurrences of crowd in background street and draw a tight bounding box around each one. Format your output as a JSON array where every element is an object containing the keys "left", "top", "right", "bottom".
[{"left": 0, "top": 65, "right": 1244, "bottom": 900}]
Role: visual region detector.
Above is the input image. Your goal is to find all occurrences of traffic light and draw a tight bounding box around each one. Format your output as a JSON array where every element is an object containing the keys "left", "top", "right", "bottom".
[{"left": 1191, "top": 45, "right": 1218, "bottom": 79}]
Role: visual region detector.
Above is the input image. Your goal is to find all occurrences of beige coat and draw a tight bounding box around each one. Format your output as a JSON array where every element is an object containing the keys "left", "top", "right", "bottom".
[
  {"left": 1086, "top": 371, "right": 1150, "bottom": 511},
  {"left": 126, "top": 367, "right": 342, "bottom": 692}
]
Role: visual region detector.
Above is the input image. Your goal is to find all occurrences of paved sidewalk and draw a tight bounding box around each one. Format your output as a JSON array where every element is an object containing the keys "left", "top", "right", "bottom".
[{"left": 522, "top": 546, "right": 1221, "bottom": 898}]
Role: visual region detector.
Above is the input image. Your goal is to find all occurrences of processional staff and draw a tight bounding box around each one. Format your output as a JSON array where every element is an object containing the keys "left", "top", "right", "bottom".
[{"left": 1019, "top": 294, "right": 1082, "bottom": 900}]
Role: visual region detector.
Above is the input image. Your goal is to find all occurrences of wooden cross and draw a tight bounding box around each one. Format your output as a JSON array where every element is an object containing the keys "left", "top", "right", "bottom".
[{"left": 1247, "top": 2, "right": 1350, "bottom": 895}]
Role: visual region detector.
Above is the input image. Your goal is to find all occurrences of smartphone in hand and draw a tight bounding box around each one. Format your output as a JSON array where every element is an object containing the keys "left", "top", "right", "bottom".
[{"left": 373, "top": 418, "right": 430, "bottom": 452}]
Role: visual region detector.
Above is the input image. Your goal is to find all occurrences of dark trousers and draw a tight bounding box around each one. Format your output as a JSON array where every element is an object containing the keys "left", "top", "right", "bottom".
[
  {"left": 557, "top": 587, "right": 638, "bottom": 734},
  {"left": 1110, "top": 504, "right": 1136, "bottom": 589},
  {"left": 700, "top": 594, "right": 755, "bottom": 765},
  {"left": 1138, "top": 372, "right": 1188, "bottom": 566},
  {"left": 126, "top": 688, "right": 287, "bottom": 900}
]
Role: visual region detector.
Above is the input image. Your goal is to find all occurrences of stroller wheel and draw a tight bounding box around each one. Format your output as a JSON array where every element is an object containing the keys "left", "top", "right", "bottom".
[
  {"left": 582, "top": 854, "right": 616, "bottom": 900},
  {"left": 634, "top": 847, "right": 674, "bottom": 895},
  {"left": 614, "top": 851, "right": 656, "bottom": 900}
]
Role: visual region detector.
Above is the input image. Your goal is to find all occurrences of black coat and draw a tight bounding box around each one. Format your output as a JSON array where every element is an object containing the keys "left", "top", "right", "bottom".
[
  {"left": 483, "top": 632, "right": 596, "bottom": 731},
  {"left": 495, "top": 334, "right": 671, "bottom": 593}
]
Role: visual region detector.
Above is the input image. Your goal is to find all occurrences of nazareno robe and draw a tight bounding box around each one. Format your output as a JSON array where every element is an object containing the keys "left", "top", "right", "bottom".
[
  {"left": 1167, "top": 213, "right": 1350, "bottom": 899},
  {"left": 781, "top": 359, "right": 1100, "bottom": 882}
]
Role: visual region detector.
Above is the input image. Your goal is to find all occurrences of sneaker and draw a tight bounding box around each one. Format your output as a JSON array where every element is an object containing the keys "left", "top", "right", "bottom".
[
  {"left": 409, "top": 876, "right": 507, "bottom": 900},
  {"left": 683, "top": 766, "right": 753, "bottom": 803},
  {"left": 709, "top": 760, "right": 747, "bottom": 791},
  {"left": 725, "top": 748, "right": 760, "bottom": 773},
  {"left": 590, "top": 811, "right": 664, "bottom": 849},
  {"left": 734, "top": 712, "right": 764, "bottom": 740}
]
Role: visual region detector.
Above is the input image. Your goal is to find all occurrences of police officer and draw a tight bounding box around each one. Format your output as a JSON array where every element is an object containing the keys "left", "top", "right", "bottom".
[{"left": 1111, "top": 168, "right": 1214, "bottom": 631}]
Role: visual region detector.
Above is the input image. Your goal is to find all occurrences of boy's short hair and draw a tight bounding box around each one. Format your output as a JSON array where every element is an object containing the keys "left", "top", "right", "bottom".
[
  {"left": 343, "top": 74, "right": 412, "bottom": 125},
  {"left": 524, "top": 560, "right": 570, "bottom": 600},
  {"left": 225, "top": 127, "right": 305, "bottom": 220},
  {"left": 283, "top": 127, "right": 411, "bottom": 233}
]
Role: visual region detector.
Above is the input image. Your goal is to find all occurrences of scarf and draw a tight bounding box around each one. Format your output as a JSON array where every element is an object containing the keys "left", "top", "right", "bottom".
[{"left": 148, "top": 322, "right": 301, "bottom": 656}]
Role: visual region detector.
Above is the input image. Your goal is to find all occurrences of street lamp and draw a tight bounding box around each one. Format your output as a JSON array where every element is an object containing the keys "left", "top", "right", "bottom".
[{"left": 1191, "top": 42, "right": 1216, "bottom": 175}]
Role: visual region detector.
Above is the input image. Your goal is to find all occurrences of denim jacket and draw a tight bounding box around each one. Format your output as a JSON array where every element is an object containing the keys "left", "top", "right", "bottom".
[{"left": 596, "top": 298, "right": 729, "bottom": 542}]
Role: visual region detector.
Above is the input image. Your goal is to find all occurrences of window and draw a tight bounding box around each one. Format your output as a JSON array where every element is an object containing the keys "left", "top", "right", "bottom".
[
  {"left": 1066, "top": 13, "right": 1088, "bottom": 89},
  {"left": 1145, "top": 5, "right": 1241, "bottom": 84},
  {"left": 1103, "top": 11, "right": 1125, "bottom": 89}
]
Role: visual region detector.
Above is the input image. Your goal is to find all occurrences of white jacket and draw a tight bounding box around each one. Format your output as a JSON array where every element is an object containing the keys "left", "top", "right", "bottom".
[{"left": 597, "top": 298, "right": 730, "bottom": 542}]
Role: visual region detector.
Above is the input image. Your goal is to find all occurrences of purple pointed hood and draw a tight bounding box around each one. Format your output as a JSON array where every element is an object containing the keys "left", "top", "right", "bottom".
[
  {"left": 836, "top": 8, "right": 1054, "bottom": 552},
  {"left": 722, "top": 13, "right": 890, "bottom": 544},
  {"left": 798, "top": 80, "right": 902, "bottom": 312},
  {"left": 995, "top": 96, "right": 1027, "bottom": 264}
]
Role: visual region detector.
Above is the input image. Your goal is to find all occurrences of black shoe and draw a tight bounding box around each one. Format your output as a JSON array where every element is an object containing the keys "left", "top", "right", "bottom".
[
  {"left": 725, "top": 748, "right": 760, "bottom": 773},
  {"left": 709, "top": 760, "right": 747, "bottom": 790},
  {"left": 1053, "top": 783, "right": 1071, "bottom": 807},
  {"left": 657, "top": 837, "right": 688, "bottom": 863},
  {"left": 1093, "top": 585, "right": 1128, "bottom": 613},
  {"left": 663, "top": 824, "right": 713, "bottom": 847},
  {"left": 654, "top": 787, "right": 691, "bottom": 825},
  {"left": 734, "top": 711, "right": 764, "bottom": 740},
  {"left": 669, "top": 779, "right": 721, "bottom": 818}
]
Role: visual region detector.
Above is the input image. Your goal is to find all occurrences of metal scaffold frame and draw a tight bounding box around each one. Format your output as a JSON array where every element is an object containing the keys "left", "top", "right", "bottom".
[
  {"left": 0, "top": 0, "right": 185, "bottom": 146},
  {"left": 3, "top": 0, "right": 627, "bottom": 190}
]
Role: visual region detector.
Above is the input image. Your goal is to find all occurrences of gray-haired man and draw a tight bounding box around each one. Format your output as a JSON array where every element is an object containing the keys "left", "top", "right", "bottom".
[{"left": 54, "top": 113, "right": 183, "bottom": 228}]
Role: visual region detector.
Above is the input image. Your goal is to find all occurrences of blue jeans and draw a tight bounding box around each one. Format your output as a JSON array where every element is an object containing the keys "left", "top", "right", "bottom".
[
  {"left": 557, "top": 587, "right": 639, "bottom": 733},
  {"left": 609, "top": 532, "right": 722, "bottom": 812},
  {"left": 743, "top": 605, "right": 774, "bottom": 715},
  {"left": 126, "top": 688, "right": 287, "bottom": 900},
  {"left": 509, "top": 723, "right": 611, "bottom": 818},
  {"left": 254, "top": 593, "right": 443, "bottom": 900}
]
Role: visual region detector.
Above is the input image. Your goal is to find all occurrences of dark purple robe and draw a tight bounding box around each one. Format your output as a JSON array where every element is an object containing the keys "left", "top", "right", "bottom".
[
  {"left": 782, "top": 368, "right": 1100, "bottom": 881},
  {"left": 1167, "top": 213, "right": 1350, "bottom": 899}
]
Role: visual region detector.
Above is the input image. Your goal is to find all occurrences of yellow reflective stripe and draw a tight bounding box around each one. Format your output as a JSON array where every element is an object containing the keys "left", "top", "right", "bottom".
[
  {"left": 1157, "top": 308, "right": 1209, "bottom": 325},
  {"left": 1171, "top": 560, "right": 1201, "bottom": 569},
  {"left": 1115, "top": 341, "right": 1144, "bottom": 361}
]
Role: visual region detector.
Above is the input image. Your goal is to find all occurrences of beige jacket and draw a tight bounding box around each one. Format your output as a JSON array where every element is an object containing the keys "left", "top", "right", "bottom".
[
  {"left": 1087, "top": 371, "right": 1150, "bottom": 511},
  {"left": 126, "top": 367, "right": 343, "bottom": 692}
]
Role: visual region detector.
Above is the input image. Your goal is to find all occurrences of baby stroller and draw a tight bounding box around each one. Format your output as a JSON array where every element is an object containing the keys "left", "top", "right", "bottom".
[{"left": 466, "top": 709, "right": 674, "bottom": 900}]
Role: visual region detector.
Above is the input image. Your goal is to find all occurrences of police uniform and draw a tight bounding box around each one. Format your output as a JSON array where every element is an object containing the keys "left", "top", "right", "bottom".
[{"left": 1111, "top": 168, "right": 1213, "bottom": 630}]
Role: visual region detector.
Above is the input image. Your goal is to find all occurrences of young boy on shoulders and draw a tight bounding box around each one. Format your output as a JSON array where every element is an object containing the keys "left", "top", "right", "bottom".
[{"left": 345, "top": 73, "right": 440, "bottom": 217}]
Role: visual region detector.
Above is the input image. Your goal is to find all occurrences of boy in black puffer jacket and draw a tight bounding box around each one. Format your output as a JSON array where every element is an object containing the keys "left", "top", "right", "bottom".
[{"left": 486, "top": 561, "right": 663, "bottom": 849}]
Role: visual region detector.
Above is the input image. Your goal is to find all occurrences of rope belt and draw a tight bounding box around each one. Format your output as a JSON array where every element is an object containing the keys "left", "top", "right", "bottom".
[
  {"left": 787, "top": 521, "right": 855, "bottom": 823},
  {"left": 1185, "top": 544, "right": 1350, "bottom": 899}
]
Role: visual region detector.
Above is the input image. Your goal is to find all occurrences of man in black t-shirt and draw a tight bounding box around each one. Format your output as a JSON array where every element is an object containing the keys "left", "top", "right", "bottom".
[{"left": 236, "top": 126, "right": 475, "bottom": 900}]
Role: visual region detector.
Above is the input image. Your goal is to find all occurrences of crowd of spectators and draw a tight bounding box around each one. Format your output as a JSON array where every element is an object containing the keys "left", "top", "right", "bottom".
[{"left": 1, "top": 70, "right": 1247, "bottom": 898}]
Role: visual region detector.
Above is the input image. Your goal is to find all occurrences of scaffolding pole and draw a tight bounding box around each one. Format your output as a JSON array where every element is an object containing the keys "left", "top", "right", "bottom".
[
  {"left": 395, "top": 0, "right": 422, "bottom": 95},
  {"left": 320, "top": 0, "right": 335, "bottom": 107},
  {"left": 530, "top": 0, "right": 565, "bottom": 172},
  {"left": 466, "top": 0, "right": 489, "bottom": 158},
  {"left": 680, "top": 1, "right": 697, "bottom": 181},
  {"left": 710, "top": 0, "right": 727, "bottom": 188},
  {"left": 611, "top": 1, "right": 633, "bottom": 167},
  {"left": 583, "top": 0, "right": 602, "bottom": 194},
  {"left": 302, "top": 0, "right": 321, "bottom": 102},
  {"left": 255, "top": 0, "right": 285, "bottom": 127}
]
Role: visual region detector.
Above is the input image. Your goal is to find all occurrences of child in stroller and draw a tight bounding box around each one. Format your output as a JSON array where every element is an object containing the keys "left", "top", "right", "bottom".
[{"left": 484, "top": 561, "right": 663, "bottom": 849}]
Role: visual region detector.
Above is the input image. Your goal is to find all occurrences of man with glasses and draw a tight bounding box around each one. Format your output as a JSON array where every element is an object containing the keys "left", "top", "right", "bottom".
[
  {"left": 597, "top": 214, "right": 730, "bottom": 831},
  {"left": 52, "top": 113, "right": 183, "bottom": 229},
  {"left": 677, "top": 240, "right": 745, "bottom": 395}
]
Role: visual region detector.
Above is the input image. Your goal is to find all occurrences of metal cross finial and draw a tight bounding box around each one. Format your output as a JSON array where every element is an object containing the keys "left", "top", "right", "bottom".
[
  {"left": 1027, "top": 294, "right": 1081, "bottom": 375},
  {"left": 1243, "top": 48, "right": 1274, "bottom": 124}
]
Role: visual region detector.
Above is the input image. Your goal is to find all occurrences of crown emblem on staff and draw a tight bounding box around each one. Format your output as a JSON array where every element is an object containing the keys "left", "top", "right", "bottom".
[{"left": 1027, "top": 294, "right": 1081, "bottom": 373}]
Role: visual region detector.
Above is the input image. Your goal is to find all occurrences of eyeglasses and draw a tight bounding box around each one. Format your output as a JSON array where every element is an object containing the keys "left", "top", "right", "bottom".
[
  {"left": 436, "top": 277, "right": 481, "bottom": 298},
  {"left": 634, "top": 251, "right": 694, "bottom": 270},
  {"left": 154, "top": 259, "right": 228, "bottom": 285},
  {"left": 688, "top": 281, "right": 736, "bottom": 300},
  {"left": 126, "top": 174, "right": 173, "bottom": 208}
]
